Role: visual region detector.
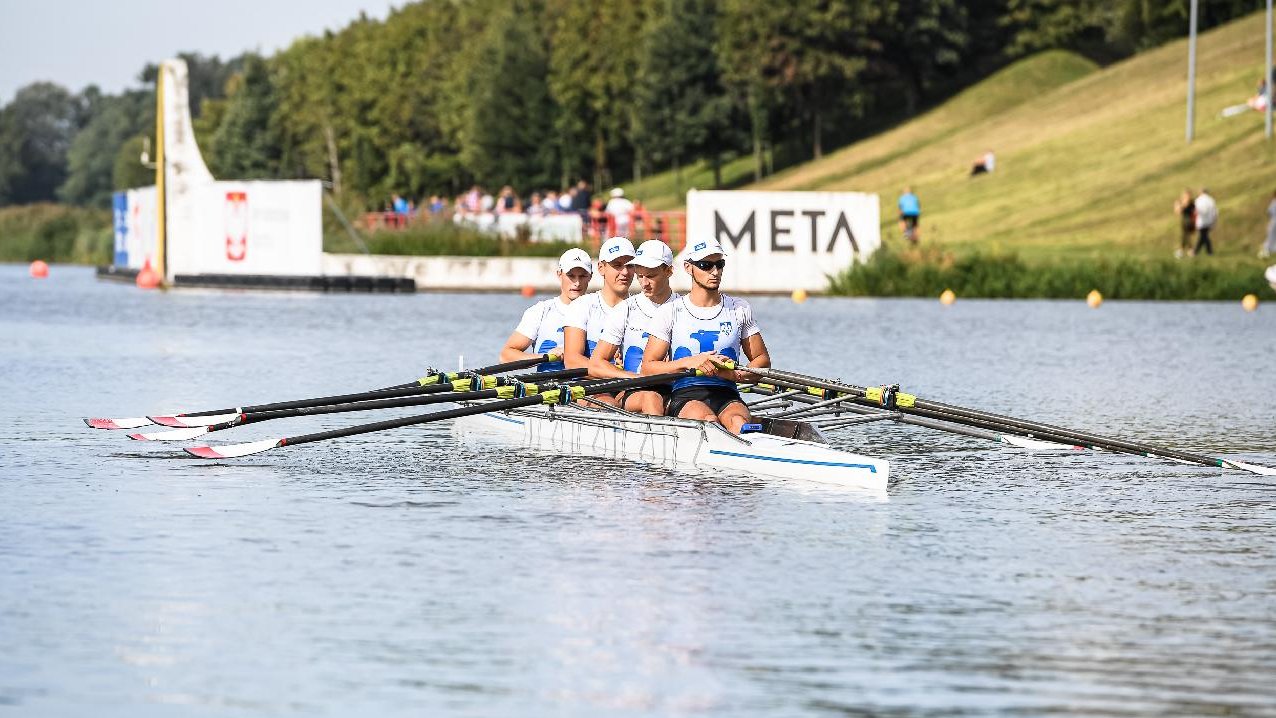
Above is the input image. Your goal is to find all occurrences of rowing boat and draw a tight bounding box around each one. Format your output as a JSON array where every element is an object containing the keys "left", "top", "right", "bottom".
[{"left": 452, "top": 400, "right": 890, "bottom": 492}]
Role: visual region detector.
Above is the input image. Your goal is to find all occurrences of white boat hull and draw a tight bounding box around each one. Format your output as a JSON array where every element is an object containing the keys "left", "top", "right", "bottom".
[{"left": 453, "top": 404, "right": 889, "bottom": 492}]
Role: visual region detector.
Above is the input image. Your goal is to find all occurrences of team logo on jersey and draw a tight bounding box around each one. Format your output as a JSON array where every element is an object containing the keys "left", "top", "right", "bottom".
[{"left": 720, "top": 321, "right": 733, "bottom": 333}]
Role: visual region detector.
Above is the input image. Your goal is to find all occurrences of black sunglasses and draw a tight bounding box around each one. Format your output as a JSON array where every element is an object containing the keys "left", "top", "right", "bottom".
[{"left": 689, "top": 258, "right": 726, "bottom": 271}]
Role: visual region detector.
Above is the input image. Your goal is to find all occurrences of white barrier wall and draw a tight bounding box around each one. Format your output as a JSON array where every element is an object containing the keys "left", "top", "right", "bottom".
[
  {"left": 455, "top": 212, "right": 583, "bottom": 242},
  {"left": 682, "top": 190, "right": 880, "bottom": 292}
]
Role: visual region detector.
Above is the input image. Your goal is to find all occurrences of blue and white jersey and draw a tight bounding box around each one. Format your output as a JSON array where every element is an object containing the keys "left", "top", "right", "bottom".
[
  {"left": 513, "top": 297, "right": 571, "bottom": 371},
  {"left": 564, "top": 291, "right": 624, "bottom": 358},
  {"left": 647, "top": 294, "right": 760, "bottom": 390},
  {"left": 599, "top": 292, "right": 680, "bottom": 373}
]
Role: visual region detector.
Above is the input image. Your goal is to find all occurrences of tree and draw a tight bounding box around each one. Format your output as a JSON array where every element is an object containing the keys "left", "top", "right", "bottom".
[
  {"left": 59, "top": 90, "right": 153, "bottom": 205},
  {"left": 867, "top": 0, "right": 971, "bottom": 116},
  {"left": 207, "top": 55, "right": 282, "bottom": 179},
  {"left": 636, "top": 0, "right": 738, "bottom": 189},
  {"left": 0, "top": 82, "right": 82, "bottom": 205},
  {"left": 461, "top": 1, "right": 559, "bottom": 190}
]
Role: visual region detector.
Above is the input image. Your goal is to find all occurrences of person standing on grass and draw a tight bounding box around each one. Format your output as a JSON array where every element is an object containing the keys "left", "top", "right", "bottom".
[
  {"left": 1193, "top": 188, "right": 1218, "bottom": 256},
  {"left": 1173, "top": 188, "right": 1195, "bottom": 258},
  {"left": 1262, "top": 190, "right": 1276, "bottom": 259},
  {"left": 898, "top": 187, "right": 921, "bottom": 244}
]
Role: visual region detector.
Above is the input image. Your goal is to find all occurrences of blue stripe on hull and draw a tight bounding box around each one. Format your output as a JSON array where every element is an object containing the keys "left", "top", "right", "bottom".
[{"left": 708, "top": 449, "right": 878, "bottom": 473}]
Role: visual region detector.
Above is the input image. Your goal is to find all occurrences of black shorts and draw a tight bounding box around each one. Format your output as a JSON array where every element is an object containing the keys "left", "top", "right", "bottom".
[
  {"left": 900, "top": 214, "right": 919, "bottom": 228},
  {"left": 667, "top": 385, "right": 745, "bottom": 417},
  {"left": 616, "top": 384, "right": 673, "bottom": 406}
]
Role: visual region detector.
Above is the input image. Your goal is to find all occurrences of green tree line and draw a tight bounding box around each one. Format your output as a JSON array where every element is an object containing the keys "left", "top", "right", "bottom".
[{"left": 0, "top": 0, "right": 1257, "bottom": 212}]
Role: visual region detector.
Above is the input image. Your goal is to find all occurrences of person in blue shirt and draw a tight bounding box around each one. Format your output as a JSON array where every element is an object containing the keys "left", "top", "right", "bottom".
[{"left": 898, "top": 187, "right": 921, "bottom": 244}]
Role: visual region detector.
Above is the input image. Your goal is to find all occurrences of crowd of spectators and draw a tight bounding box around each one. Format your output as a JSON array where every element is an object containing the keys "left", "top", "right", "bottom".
[{"left": 378, "top": 180, "right": 649, "bottom": 239}]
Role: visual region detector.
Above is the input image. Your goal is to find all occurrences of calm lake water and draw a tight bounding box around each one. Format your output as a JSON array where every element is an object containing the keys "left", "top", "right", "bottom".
[{"left": 2, "top": 264, "right": 1275, "bottom": 717}]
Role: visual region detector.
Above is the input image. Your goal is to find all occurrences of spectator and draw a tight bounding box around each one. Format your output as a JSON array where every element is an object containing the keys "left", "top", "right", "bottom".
[
  {"left": 1193, "top": 187, "right": 1218, "bottom": 256},
  {"left": 463, "top": 185, "right": 482, "bottom": 213},
  {"left": 631, "top": 199, "right": 651, "bottom": 239},
  {"left": 1262, "top": 189, "right": 1276, "bottom": 259},
  {"left": 897, "top": 186, "right": 921, "bottom": 244},
  {"left": 605, "top": 187, "right": 635, "bottom": 237},
  {"left": 588, "top": 198, "right": 607, "bottom": 239},
  {"left": 495, "top": 185, "right": 522, "bottom": 214},
  {"left": 480, "top": 190, "right": 495, "bottom": 212},
  {"left": 574, "top": 180, "right": 593, "bottom": 216},
  {"left": 559, "top": 187, "right": 577, "bottom": 212},
  {"left": 1173, "top": 188, "right": 1195, "bottom": 258},
  {"left": 429, "top": 195, "right": 446, "bottom": 214},
  {"left": 391, "top": 193, "right": 410, "bottom": 216},
  {"left": 527, "top": 192, "right": 546, "bottom": 217},
  {"left": 544, "top": 191, "right": 561, "bottom": 213},
  {"left": 970, "top": 149, "right": 995, "bottom": 176},
  {"left": 453, "top": 195, "right": 468, "bottom": 218}
]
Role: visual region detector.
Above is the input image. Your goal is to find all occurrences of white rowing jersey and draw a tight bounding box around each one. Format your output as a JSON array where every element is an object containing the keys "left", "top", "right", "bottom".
[
  {"left": 564, "top": 291, "right": 624, "bottom": 358},
  {"left": 647, "top": 294, "right": 760, "bottom": 390},
  {"left": 598, "top": 292, "right": 680, "bottom": 372},
  {"left": 513, "top": 297, "right": 572, "bottom": 371}
]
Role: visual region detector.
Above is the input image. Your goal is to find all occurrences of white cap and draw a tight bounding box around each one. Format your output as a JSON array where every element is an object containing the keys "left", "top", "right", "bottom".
[
  {"left": 629, "top": 240, "right": 674, "bottom": 268},
  {"left": 610, "top": 187, "right": 625, "bottom": 198},
  {"left": 558, "top": 248, "right": 594, "bottom": 274},
  {"left": 598, "top": 236, "right": 636, "bottom": 261},
  {"left": 685, "top": 238, "right": 727, "bottom": 261}
]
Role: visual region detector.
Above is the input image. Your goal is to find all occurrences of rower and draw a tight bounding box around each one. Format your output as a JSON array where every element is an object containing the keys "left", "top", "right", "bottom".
[
  {"left": 587, "top": 240, "right": 680, "bottom": 414},
  {"left": 563, "top": 236, "right": 636, "bottom": 405},
  {"left": 640, "top": 238, "right": 771, "bottom": 433},
  {"left": 499, "top": 248, "right": 593, "bottom": 372}
]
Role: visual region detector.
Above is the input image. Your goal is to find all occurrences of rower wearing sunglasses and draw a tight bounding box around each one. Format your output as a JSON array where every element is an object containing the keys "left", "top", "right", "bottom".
[
  {"left": 562, "top": 236, "right": 637, "bottom": 405},
  {"left": 641, "top": 238, "right": 771, "bottom": 433},
  {"left": 585, "top": 239, "right": 681, "bottom": 415}
]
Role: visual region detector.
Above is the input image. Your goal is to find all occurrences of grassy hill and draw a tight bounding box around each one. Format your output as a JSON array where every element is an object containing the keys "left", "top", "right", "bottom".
[{"left": 631, "top": 11, "right": 1276, "bottom": 263}]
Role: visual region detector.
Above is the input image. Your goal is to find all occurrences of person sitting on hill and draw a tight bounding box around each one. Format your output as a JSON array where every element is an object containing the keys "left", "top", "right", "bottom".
[{"left": 970, "top": 149, "right": 995, "bottom": 176}]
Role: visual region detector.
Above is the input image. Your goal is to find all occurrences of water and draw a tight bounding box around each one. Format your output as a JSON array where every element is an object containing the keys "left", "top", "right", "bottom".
[{"left": 2, "top": 264, "right": 1275, "bottom": 716}]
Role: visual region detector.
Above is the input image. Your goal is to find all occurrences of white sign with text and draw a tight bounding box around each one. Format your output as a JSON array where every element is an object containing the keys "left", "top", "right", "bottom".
[{"left": 681, "top": 190, "right": 880, "bottom": 292}]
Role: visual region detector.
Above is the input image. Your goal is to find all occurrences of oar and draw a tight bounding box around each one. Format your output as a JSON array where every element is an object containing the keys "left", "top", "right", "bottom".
[
  {"left": 127, "top": 368, "right": 589, "bottom": 441},
  {"left": 750, "top": 379, "right": 1074, "bottom": 450},
  {"left": 84, "top": 353, "right": 562, "bottom": 430},
  {"left": 184, "top": 371, "right": 689, "bottom": 460},
  {"left": 733, "top": 365, "right": 1276, "bottom": 476}
]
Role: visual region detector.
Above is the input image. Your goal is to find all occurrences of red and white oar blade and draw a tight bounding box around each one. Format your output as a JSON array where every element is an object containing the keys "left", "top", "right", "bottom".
[
  {"left": 127, "top": 426, "right": 211, "bottom": 442},
  {"left": 185, "top": 438, "right": 281, "bottom": 459},
  {"left": 84, "top": 416, "right": 154, "bottom": 430},
  {"left": 151, "top": 412, "right": 239, "bottom": 428}
]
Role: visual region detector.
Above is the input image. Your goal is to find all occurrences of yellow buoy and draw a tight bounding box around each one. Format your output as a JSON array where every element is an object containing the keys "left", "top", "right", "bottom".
[
  {"left": 791, "top": 288, "right": 808, "bottom": 304},
  {"left": 939, "top": 288, "right": 955, "bottom": 305},
  {"left": 1241, "top": 294, "right": 1258, "bottom": 312},
  {"left": 1086, "top": 289, "right": 1103, "bottom": 308}
]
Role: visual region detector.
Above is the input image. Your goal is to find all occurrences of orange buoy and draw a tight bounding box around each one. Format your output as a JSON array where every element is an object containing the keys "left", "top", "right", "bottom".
[
  {"left": 520, "top": 285, "right": 535, "bottom": 298},
  {"left": 135, "top": 260, "right": 161, "bottom": 290},
  {"left": 1242, "top": 294, "right": 1258, "bottom": 312},
  {"left": 29, "top": 260, "right": 49, "bottom": 278},
  {"left": 1086, "top": 289, "right": 1103, "bottom": 308}
]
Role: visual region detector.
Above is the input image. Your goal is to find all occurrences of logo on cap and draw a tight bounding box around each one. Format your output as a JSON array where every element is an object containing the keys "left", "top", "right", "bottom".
[
  {"left": 694, "top": 242, "right": 706, "bottom": 251},
  {"left": 609, "top": 245, "right": 620, "bottom": 254}
]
